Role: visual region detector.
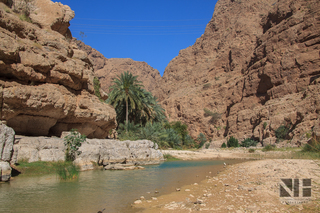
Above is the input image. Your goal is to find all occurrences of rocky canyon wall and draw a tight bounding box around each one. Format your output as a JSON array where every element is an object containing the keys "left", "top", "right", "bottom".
[
  {"left": 74, "top": 39, "right": 161, "bottom": 94},
  {"left": 0, "top": 0, "right": 117, "bottom": 138},
  {"left": 154, "top": 0, "right": 320, "bottom": 145}
]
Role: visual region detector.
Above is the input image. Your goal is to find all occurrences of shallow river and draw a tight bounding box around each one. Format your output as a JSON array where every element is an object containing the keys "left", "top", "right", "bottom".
[{"left": 0, "top": 159, "right": 242, "bottom": 213}]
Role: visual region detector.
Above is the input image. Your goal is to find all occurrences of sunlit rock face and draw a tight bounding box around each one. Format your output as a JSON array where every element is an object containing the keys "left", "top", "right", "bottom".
[
  {"left": 12, "top": 135, "right": 164, "bottom": 171},
  {"left": 152, "top": 0, "right": 320, "bottom": 145},
  {"left": 0, "top": 0, "right": 117, "bottom": 138},
  {"left": 74, "top": 39, "right": 162, "bottom": 94}
]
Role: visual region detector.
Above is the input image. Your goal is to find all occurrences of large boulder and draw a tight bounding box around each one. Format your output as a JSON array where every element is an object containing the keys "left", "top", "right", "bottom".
[
  {"left": 0, "top": 161, "right": 11, "bottom": 181},
  {"left": 0, "top": 124, "right": 15, "bottom": 181}
]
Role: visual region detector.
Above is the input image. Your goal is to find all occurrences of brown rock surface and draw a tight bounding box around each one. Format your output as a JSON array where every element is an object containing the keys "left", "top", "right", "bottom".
[
  {"left": 153, "top": 0, "right": 320, "bottom": 144},
  {"left": 74, "top": 39, "right": 162, "bottom": 93},
  {"left": 0, "top": 0, "right": 116, "bottom": 138}
]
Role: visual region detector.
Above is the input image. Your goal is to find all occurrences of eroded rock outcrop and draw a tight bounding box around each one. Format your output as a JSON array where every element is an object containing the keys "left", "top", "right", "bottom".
[
  {"left": 12, "top": 135, "right": 164, "bottom": 171},
  {"left": 0, "top": 124, "right": 14, "bottom": 181},
  {"left": 0, "top": 0, "right": 116, "bottom": 138},
  {"left": 74, "top": 39, "right": 161, "bottom": 93},
  {"left": 154, "top": 0, "right": 320, "bottom": 145}
]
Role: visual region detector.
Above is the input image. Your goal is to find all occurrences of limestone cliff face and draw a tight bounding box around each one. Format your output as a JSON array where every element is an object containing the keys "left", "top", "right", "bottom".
[
  {"left": 155, "top": 0, "right": 320, "bottom": 144},
  {"left": 0, "top": 0, "right": 117, "bottom": 138},
  {"left": 74, "top": 39, "right": 162, "bottom": 94}
]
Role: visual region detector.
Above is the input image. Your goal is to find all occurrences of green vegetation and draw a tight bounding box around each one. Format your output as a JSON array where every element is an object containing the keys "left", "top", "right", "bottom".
[
  {"left": 14, "top": 160, "right": 76, "bottom": 177},
  {"left": 263, "top": 122, "right": 267, "bottom": 129},
  {"left": 197, "top": 133, "right": 207, "bottom": 148},
  {"left": 117, "top": 121, "right": 197, "bottom": 149},
  {"left": 93, "top": 76, "right": 102, "bottom": 100},
  {"left": 107, "top": 71, "right": 144, "bottom": 131},
  {"left": 19, "top": 13, "right": 32, "bottom": 23},
  {"left": 262, "top": 144, "right": 276, "bottom": 152},
  {"left": 64, "top": 129, "right": 86, "bottom": 161},
  {"left": 163, "top": 154, "right": 180, "bottom": 161},
  {"left": 165, "top": 121, "right": 188, "bottom": 143},
  {"left": 107, "top": 71, "right": 166, "bottom": 131},
  {"left": 56, "top": 163, "right": 80, "bottom": 180},
  {"left": 302, "top": 134, "right": 320, "bottom": 153},
  {"left": 221, "top": 142, "right": 227, "bottom": 148},
  {"left": 227, "top": 136, "right": 239, "bottom": 147},
  {"left": 203, "top": 83, "right": 211, "bottom": 89},
  {"left": 203, "top": 108, "right": 221, "bottom": 124},
  {"left": 240, "top": 138, "right": 258, "bottom": 148},
  {"left": 275, "top": 124, "right": 290, "bottom": 141},
  {"left": 205, "top": 142, "right": 210, "bottom": 149},
  {"left": 248, "top": 148, "right": 255, "bottom": 153},
  {"left": 107, "top": 71, "right": 208, "bottom": 150}
]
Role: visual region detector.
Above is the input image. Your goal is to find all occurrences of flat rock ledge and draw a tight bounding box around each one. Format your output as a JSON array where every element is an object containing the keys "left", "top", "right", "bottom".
[{"left": 12, "top": 136, "right": 164, "bottom": 171}]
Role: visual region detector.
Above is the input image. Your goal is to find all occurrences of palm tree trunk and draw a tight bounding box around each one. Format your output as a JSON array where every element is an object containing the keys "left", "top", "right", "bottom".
[{"left": 126, "top": 98, "right": 128, "bottom": 133}]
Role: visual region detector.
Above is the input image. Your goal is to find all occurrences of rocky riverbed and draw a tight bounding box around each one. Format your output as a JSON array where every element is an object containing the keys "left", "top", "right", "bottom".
[{"left": 133, "top": 152, "right": 320, "bottom": 212}]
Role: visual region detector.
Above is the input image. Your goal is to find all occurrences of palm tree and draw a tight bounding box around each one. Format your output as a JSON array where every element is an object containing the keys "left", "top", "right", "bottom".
[
  {"left": 134, "top": 90, "right": 166, "bottom": 125},
  {"left": 107, "top": 71, "right": 144, "bottom": 132}
]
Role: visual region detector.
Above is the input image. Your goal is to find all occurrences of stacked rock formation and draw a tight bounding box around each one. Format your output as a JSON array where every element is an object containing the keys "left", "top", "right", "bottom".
[{"left": 0, "top": 0, "right": 117, "bottom": 138}]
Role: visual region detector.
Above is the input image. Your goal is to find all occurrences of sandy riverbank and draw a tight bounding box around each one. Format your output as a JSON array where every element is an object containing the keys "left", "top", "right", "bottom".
[{"left": 132, "top": 150, "right": 320, "bottom": 212}]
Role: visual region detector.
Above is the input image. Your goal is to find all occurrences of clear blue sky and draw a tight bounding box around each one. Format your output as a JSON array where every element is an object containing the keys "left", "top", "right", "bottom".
[{"left": 53, "top": 0, "right": 218, "bottom": 76}]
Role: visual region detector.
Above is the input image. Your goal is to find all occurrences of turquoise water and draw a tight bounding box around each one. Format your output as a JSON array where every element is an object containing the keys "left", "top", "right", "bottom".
[{"left": 0, "top": 160, "right": 240, "bottom": 213}]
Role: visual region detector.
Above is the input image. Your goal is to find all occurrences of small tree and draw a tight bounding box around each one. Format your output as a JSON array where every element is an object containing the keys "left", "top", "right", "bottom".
[
  {"left": 197, "top": 133, "right": 207, "bottom": 148},
  {"left": 227, "top": 136, "right": 239, "bottom": 148},
  {"left": 275, "top": 125, "right": 290, "bottom": 141},
  {"left": 240, "top": 138, "right": 257, "bottom": 148},
  {"left": 64, "top": 129, "right": 86, "bottom": 161},
  {"left": 221, "top": 142, "right": 227, "bottom": 148}
]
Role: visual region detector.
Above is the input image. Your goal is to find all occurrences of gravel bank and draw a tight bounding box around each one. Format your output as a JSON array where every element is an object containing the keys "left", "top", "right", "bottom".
[{"left": 133, "top": 152, "right": 320, "bottom": 212}]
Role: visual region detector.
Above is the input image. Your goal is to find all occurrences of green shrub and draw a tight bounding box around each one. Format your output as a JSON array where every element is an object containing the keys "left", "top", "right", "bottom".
[
  {"left": 163, "top": 154, "right": 180, "bottom": 161},
  {"left": 248, "top": 148, "right": 255, "bottom": 153},
  {"left": 164, "top": 121, "right": 189, "bottom": 144},
  {"left": 263, "top": 122, "right": 267, "bottom": 129},
  {"left": 203, "top": 83, "right": 212, "bottom": 89},
  {"left": 197, "top": 133, "right": 207, "bottom": 148},
  {"left": 204, "top": 108, "right": 221, "bottom": 124},
  {"left": 227, "top": 136, "right": 239, "bottom": 147},
  {"left": 64, "top": 129, "right": 86, "bottom": 161},
  {"left": 93, "top": 76, "right": 102, "bottom": 100},
  {"left": 275, "top": 125, "right": 290, "bottom": 140},
  {"left": 221, "top": 142, "right": 227, "bottom": 148},
  {"left": 205, "top": 143, "right": 210, "bottom": 149},
  {"left": 262, "top": 144, "right": 276, "bottom": 152},
  {"left": 56, "top": 162, "right": 80, "bottom": 180},
  {"left": 184, "top": 135, "right": 197, "bottom": 148},
  {"left": 302, "top": 138, "right": 320, "bottom": 152},
  {"left": 163, "top": 128, "right": 182, "bottom": 149},
  {"left": 19, "top": 14, "right": 32, "bottom": 23},
  {"left": 241, "top": 138, "right": 258, "bottom": 148}
]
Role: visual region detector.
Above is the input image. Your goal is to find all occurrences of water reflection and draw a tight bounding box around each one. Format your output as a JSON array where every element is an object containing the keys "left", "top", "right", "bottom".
[{"left": 0, "top": 159, "right": 240, "bottom": 213}]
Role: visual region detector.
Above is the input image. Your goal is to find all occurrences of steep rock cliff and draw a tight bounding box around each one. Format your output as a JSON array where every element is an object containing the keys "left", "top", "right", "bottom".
[
  {"left": 0, "top": 0, "right": 117, "bottom": 138},
  {"left": 74, "top": 39, "right": 161, "bottom": 94},
  {"left": 155, "top": 0, "right": 320, "bottom": 144}
]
